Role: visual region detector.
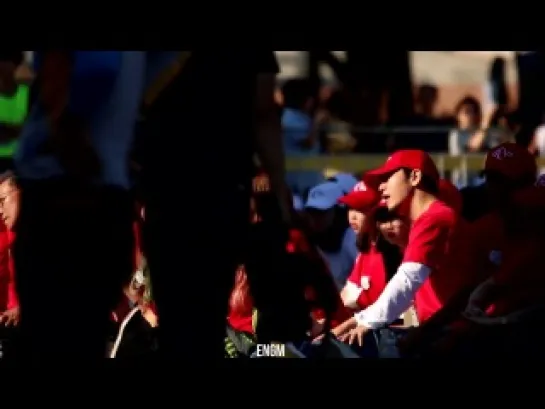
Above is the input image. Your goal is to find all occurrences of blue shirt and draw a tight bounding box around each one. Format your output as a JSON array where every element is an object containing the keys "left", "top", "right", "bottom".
[
  {"left": 16, "top": 51, "right": 147, "bottom": 189},
  {"left": 282, "top": 107, "right": 323, "bottom": 194}
]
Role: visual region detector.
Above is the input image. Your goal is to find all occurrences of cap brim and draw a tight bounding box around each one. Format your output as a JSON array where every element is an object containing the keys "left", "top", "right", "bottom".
[
  {"left": 304, "top": 199, "right": 335, "bottom": 211},
  {"left": 338, "top": 190, "right": 380, "bottom": 213},
  {"left": 364, "top": 164, "right": 399, "bottom": 187}
]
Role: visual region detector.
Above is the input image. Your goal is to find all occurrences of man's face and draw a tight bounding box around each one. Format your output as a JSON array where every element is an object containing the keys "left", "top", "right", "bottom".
[
  {"left": 379, "top": 169, "right": 418, "bottom": 211},
  {"left": 0, "top": 181, "right": 20, "bottom": 230}
]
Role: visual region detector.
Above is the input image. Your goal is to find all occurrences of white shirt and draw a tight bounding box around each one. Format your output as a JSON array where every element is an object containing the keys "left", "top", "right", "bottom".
[{"left": 354, "top": 262, "right": 431, "bottom": 329}]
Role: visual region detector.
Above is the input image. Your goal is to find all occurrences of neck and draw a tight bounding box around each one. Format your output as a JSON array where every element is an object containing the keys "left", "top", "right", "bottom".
[{"left": 409, "top": 190, "right": 437, "bottom": 222}]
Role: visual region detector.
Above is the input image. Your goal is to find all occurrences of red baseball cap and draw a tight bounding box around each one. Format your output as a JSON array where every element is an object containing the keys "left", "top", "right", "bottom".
[
  {"left": 438, "top": 179, "right": 462, "bottom": 214},
  {"left": 339, "top": 182, "right": 380, "bottom": 213},
  {"left": 483, "top": 142, "right": 537, "bottom": 181},
  {"left": 338, "top": 181, "right": 380, "bottom": 213},
  {"left": 365, "top": 150, "right": 440, "bottom": 186}
]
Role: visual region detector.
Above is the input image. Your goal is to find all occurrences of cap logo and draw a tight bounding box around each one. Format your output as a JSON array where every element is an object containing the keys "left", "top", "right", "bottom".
[
  {"left": 491, "top": 146, "right": 514, "bottom": 160},
  {"left": 353, "top": 181, "right": 367, "bottom": 192}
]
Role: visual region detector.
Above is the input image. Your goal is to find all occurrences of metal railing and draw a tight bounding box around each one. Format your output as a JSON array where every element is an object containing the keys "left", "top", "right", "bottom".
[{"left": 285, "top": 153, "right": 545, "bottom": 179}]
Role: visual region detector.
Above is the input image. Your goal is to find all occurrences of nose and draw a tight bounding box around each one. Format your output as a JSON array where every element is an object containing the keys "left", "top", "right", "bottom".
[{"left": 378, "top": 182, "right": 387, "bottom": 193}]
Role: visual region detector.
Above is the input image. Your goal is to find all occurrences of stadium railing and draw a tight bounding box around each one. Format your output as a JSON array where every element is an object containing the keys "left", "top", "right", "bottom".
[{"left": 286, "top": 154, "right": 545, "bottom": 179}]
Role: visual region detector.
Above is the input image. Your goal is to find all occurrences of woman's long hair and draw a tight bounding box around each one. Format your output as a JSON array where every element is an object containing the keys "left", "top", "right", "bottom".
[{"left": 357, "top": 208, "right": 403, "bottom": 282}]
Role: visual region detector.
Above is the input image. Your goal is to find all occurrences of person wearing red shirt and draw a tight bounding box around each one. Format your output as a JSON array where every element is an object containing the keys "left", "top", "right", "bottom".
[
  {"left": 334, "top": 150, "right": 475, "bottom": 348},
  {"left": 0, "top": 171, "right": 19, "bottom": 328},
  {"left": 466, "top": 142, "right": 537, "bottom": 284},
  {"left": 422, "top": 183, "right": 545, "bottom": 358},
  {"left": 338, "top": 181, "right": 404, "bottom": 312}
]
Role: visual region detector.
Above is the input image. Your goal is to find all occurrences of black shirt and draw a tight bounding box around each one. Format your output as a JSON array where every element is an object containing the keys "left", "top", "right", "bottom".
[{"left": 138, "top": 51, "right": 279, "bottom": 189}]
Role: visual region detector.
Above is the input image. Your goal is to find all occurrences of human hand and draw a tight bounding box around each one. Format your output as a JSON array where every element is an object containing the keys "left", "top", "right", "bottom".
[
  {"left": 0, "top": 306, "right": 20, "bottom": 327},
  {"left": 348, "top": 325, "right": 369, "bottom": 347}
]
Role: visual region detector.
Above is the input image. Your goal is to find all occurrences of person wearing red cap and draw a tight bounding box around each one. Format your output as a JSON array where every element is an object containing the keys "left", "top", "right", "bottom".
[
  {"left": 420, "top": 183, "right": 545, "bottom": 357},
  {"left": 337, "top": 150, "right": 475, "bottom": 348},
  {"left": 338, "top": 181, "right": 404, "bottom": 312},
  {"left": 466, "top": 142, "right": 537, "bottom": 285}
]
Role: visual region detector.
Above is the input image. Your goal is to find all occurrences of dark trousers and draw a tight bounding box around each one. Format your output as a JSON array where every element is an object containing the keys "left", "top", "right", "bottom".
[
  {"left": 143, "top": 182, "right": 249, "bottom": 359},
  {"left": 13, "top": 179, "right": 134, "bottom": 359}
]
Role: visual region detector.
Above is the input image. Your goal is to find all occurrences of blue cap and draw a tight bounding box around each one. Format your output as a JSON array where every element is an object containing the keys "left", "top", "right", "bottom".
[
  {"left": 330, "top": 173, "right": 359, "bottom": 195},
  {"left": 305, "top": 182, "right": 344, "bottom": 210}
]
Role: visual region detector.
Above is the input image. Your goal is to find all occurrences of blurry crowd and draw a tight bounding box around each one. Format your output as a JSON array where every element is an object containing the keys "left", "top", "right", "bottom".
[
  {"left": 1, "top": 51, "right": 545, "bottom": 359},
  {"left": 226, "top": 143, "right": 545, "bottom": 358}
]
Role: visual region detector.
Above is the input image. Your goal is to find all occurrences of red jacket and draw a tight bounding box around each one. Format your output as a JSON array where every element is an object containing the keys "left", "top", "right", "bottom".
[{"left": 0, "top": 224, "right": 17, "bottom": 311}]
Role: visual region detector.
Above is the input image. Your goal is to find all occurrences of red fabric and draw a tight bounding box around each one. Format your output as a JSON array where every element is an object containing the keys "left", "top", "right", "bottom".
[
  {"left": 0, "top": 223, "right": 17, "bottom": 311},
  {"left": 346, "top": 245, "right": 388, "bottom": 310},
  {"left": 403, "top": 201, "right": 476, "bottom": 323},
  {"left": 484, "top": 236, "right": 545, "bottom": 317},
  {"left": 338, "top": 181, "right": 381, "bottom": 213},
  {"left": 484, "top": 142, "right": 536, "bottom": 181},
  {"left": 465, "top": 211, "right": 505, "bottom": 285},
  {"left": 287, "top": 228, "right": 351, "bottom": 327},
  {"left": 227, "top": 228, "right": 352, "bottom": 333},
  {"left": 365, "top": 150, "right": 439, "bottom": 187},
  {"left": 438, "top": 179, "right": 462, "bottom": 214},
  {"left": 227, "top": 267, "right": 254, "bottom": 333}
]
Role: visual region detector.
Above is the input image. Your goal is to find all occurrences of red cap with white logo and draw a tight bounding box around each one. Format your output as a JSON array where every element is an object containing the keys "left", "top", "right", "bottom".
[
  {"left": 483, "top": 142, "right": 536, "bottom": 181},
  {"left": 338, "top": 181, "right": 381, "bottom": 213}
]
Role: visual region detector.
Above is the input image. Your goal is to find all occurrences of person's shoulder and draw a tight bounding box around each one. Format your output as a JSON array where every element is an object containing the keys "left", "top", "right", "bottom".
[
  {"left": 417, "top": 200, "right": 456, "bottom": 228},
  {"left": 471, "top": 211, "right": 502, "bottom": 230},
  {"left": 342, "top": 227, "right": 357, "bottom": 243}
]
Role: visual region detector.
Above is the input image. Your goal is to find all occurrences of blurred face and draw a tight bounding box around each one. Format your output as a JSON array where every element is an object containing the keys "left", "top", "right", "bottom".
[
  {"left": 378, "top": 218, "right": 409, "bottom": 248},
  {"left": 457, "top": 104, "right": 479, "bottom": 130},
  {"left": 306, "top": 208, "right": 335, "bottom": 233},
  {"left": 379, "top": 169, "right": 419, "bottom": 211},
  {"left": 348, "top": 209, "right": 366, "bottom": 235},
  {"left": 0, "top": 180, "right": 19, "bottom": 230}
]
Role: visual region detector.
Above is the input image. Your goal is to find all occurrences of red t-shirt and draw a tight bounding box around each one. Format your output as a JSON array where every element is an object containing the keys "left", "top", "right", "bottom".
[
  {"left": 227, "top": 228, "right": 352, "bottom": 333},
  {"left": 0, "top": 224, "right": 17, "bottom": 312},
  {"left": 403, "top": 200, "right": 475, "bottom": 323},
  {"left": 465, "top": 211, "right": 506, "bottom": 284},
  {"left": 485, "top": 237, "right": 545, "bottom": 317},
  {"left": 346, "top": 245, "right": 388, "bottom": 310},
  {"left": 227, "top": 309, "right": 254, "bottom": 334}
]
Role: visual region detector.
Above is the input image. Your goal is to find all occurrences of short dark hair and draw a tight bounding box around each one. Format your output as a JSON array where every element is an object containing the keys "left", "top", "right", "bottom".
[
  {"left": 454, "top": 96, "right": 482, "bottom": 121},
  {"left": 281, "top": 79, "right": 314, "bottom": 110},
  {"left": 0, "top": 170, "right": 18, "bottom": 188},
  {"left": 401, "top": 168, "right": 438, "bottom": 195}
]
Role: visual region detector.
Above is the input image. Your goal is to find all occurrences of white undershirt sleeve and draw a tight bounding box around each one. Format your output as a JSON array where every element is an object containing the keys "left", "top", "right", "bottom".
[
  {"left": 354, "top": 262, "right": 432, "bottom": 330},
  {"left": 341, "top": 281, "right": 364, "bottom": 309}
]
